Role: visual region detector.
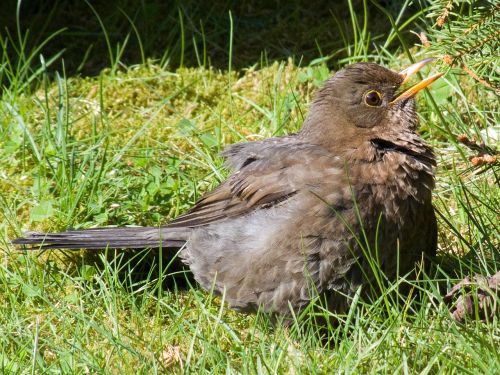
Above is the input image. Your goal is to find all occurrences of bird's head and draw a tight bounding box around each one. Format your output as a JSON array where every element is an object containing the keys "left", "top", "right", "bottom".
[{"left": 301, "top": 59, "right": 443, "bottom": 145}]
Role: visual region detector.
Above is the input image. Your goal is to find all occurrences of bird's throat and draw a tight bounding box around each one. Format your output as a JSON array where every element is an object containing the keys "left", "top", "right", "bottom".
[
  {"left": 371, "top": 138, "right": 419, "bottom": 158},
  {"left": 370, "top": 137, "right": 435, "bottom": 165}
]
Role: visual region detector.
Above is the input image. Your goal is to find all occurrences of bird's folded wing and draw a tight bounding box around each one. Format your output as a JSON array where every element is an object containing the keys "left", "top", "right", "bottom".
[{"left": 167, "top": 141, "right": 339, "bottom": 228}]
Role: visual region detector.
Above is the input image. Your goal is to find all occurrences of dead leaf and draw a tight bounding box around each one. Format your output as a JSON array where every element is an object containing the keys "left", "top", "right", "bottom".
[
  {"left": 444, "top": 271, "right": 500, "bottom": 322},
  {"left": 159, "top": 345, "right": 183, "bottom": 370}
]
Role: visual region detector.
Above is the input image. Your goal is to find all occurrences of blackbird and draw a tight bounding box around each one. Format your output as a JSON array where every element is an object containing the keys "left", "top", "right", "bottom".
[{"left": 13, "top": 60, "right": 443, "bottom": 316}]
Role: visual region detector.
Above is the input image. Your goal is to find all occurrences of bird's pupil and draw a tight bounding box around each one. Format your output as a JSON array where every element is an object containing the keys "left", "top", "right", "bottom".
[{"left": 366, "top": 91, "right": 381, "bottom": 106}]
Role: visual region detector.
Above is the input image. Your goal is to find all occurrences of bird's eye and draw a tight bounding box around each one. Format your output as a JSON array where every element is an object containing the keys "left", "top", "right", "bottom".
[{"left": 364, "top": 90, "right": 383, "bottom": 107}]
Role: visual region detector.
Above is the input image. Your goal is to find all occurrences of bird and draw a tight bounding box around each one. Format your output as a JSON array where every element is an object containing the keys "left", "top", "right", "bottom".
[{"left": 13, "top": 59, "right": 443, "bottom": 317}]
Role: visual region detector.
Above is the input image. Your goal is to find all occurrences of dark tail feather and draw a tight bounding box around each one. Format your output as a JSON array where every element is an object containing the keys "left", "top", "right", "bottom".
[{"left": 11, "top": 226, "right": 190, "bottom": 250}]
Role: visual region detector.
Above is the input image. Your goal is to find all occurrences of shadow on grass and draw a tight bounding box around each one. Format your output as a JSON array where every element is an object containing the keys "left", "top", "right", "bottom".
[{"left": 1, "top": 0, "right": 423, "bottom": 76}]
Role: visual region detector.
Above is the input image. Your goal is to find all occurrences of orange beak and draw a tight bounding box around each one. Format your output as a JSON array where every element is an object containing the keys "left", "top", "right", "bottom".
[{"left": 391, "top": 58, "right": 444, "bottom": 104}]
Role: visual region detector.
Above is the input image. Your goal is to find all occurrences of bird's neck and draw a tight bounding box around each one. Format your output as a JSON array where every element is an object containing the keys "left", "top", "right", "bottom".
[
  {"left": 299, "top": 115, "right": 372, "bottom": 152},
  {"left": 299, "top": 112, "right": 436, "bottom": 204}
]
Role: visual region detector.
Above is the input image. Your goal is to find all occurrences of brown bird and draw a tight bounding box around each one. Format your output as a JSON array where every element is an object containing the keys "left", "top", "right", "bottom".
[{"left": 13, "top": 60, "right": 443, "bottom": 316}]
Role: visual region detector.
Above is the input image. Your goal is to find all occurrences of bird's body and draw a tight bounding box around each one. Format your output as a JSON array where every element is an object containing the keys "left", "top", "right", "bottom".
[{"left": 13, "top": 61, "right": 442, "bottom": 316}]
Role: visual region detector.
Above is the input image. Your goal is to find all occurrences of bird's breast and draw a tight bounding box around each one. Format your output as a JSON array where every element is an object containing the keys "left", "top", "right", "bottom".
[{"left": 349, "top": 148, "right": 435, "bottom": 223}]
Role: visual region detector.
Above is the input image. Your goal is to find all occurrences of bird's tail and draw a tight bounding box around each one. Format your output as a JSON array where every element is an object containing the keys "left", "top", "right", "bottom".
[{"left": 11, "top": 226, "right": 190, "bottom": 250}]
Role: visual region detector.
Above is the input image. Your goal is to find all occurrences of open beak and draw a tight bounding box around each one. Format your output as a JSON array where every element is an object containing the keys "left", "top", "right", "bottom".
[{"left": 391, "top": 58, "right": 444, "bottom": 104}]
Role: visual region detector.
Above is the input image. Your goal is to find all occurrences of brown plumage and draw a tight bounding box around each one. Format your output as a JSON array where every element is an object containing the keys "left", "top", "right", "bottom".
[{"left": 13, "top": 60, "right": 443, "bottom": 316}]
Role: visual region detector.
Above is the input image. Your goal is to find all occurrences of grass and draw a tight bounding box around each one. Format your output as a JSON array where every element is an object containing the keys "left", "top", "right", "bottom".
[
  {"left": 1, "top": 1, "right": 499, "bottom": 373},
  {"left": 0, "top": 0, "right": 430, "bottom": 76}
]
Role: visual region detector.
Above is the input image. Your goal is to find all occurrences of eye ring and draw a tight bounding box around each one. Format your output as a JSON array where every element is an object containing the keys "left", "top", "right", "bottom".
[{"left": 364, "top": 90, "right": 383, "bottom": 107}]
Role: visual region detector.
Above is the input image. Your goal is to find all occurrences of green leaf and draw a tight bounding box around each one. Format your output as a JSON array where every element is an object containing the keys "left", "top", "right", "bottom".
[
  {"left": 199, "top": 133, "right": 218, "bottom": 149},
  {"left": 428, "top": 79, "right": 453, "bottom": 106},
  {"left": 176, "top": 118, "right": 197, "bottom": 136},
  {"left": 30, "top": 200, "right": 55, "bottom": 222},
  {"left": 78, "top": 265, "right": 96, "bottom": 281},
  {"left": 22, "top": 284, "right": 41, "bottom": 298}
]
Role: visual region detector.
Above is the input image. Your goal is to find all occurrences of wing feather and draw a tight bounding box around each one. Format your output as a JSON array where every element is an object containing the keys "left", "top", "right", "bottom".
[{"left": 167, "top": 139, "right": 338, "bottom": 228}]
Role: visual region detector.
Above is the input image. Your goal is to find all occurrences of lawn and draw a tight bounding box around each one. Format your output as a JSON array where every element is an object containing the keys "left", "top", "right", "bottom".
[{"left": 0, "top": 1, "right": 498, "bottom": 373}]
